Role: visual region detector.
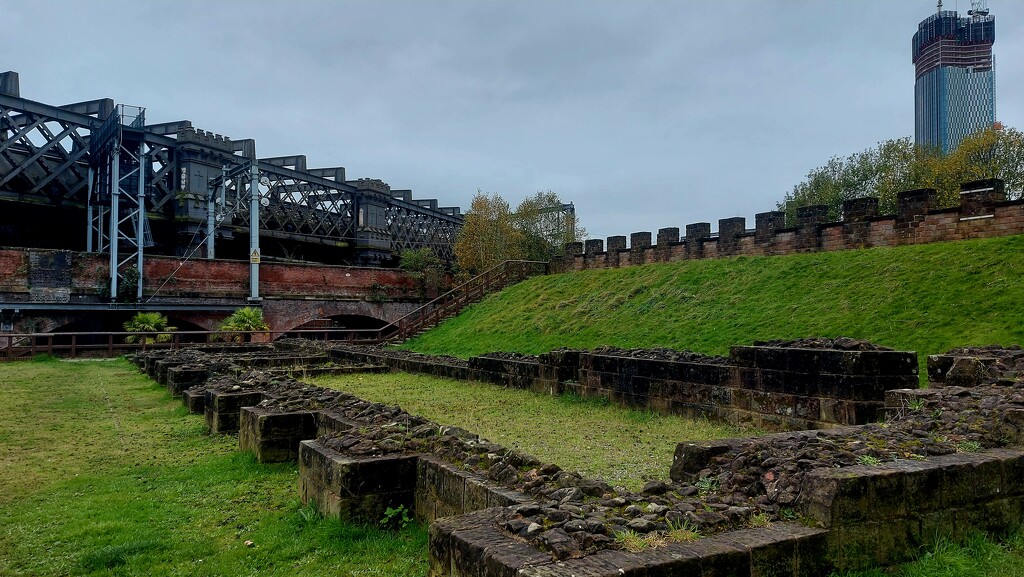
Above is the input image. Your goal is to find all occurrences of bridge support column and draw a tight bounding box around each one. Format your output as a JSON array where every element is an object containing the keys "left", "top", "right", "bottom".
[{"left": 249, "top": 161, "right": 260, "bottom": 302}]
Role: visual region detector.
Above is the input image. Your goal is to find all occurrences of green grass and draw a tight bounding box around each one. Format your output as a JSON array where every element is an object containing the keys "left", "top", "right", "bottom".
[
  {"left": 404, "top": 235, "right": 1024, "bottom": 373},
  {"left": 0, "top": 357, "right": 426, "bottom": 576},
  {"left": 5, "top": 359, "right": 1024, "bottom": 576},
  {"left": 831, "top": 531, "right": 1024, "bottom": 577},
  {"left": 310, "top": 372, "right": 748, "bottom": 491}
]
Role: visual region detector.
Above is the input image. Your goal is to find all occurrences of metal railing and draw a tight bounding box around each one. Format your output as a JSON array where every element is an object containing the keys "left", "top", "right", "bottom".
[
  {"left": 0, "top": 328, "right": 384, "bottom": 361},
  {"left": 371, "top": 260, "right": 549, "bottom": 342}
]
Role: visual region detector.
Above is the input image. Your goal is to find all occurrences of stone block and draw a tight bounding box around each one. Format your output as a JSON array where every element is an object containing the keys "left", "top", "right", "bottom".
[
  {"left": 657, "top": 227, "right": 680, "bottom": 246},
  {"left": 298, "top": 440, "right": 418, "bottom": 523},
  {"left": 585, "top": 239, "right": 604, "bottom": 255},
  {"left": 183, "top": 389, "right": 206, "bottom": 413},
  {"left": 795, "top": 205, "right": 829, "bottom": 227},
  {"left": 842, "top": 197, "right": 879, "bottom": 222},
  {"left": 754, "top": 211, "right": 786, "bottom": 243},
  {"left": 721, "top": 526, "right": 803, "bottom": 577},
  {"left": 238, "top": 407, "right": 317, "bottom": 462},
  {"left": 204, "top": 390, "right": 265, "bottom": 434},
  {"left": 799, "top": 467, "right": 872, "bottom": 528},
  {"left": 606, "top": 235, "right": 627, "bottom": 252},
  {"left": 630, "top": 232, "right": 652, "bottom": 249},
  {"left": 671, "top": 439, "right": 737, "bottom": 482},
  {"left": 959, "top": 178, "right": 1005, "bottom": 218},
  {"left": 940, "top": 452, "right": 1004, "bottom": 508},
  {"left": 897, "top": 188, "right": 937, "bottom": 222},
  {"left": 315, "top": 411, "right": 357, "bottom": 437},
  {"left": 718, "top": 217, "right": 747, "bottom": 251}
]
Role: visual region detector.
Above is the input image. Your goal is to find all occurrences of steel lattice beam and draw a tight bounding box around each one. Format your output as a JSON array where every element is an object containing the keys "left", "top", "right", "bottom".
[{"left": 0, "top": 76, "right": 463, "bottom": 267}]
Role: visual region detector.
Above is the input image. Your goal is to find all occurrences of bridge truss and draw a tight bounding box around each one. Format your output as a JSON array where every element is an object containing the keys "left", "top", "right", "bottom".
[{"left": 0, "top": 71, "right": 463, "bottom": 299}]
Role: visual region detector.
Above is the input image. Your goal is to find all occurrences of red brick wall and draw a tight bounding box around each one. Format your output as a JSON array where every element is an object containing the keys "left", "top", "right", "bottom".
[
  {"left": 0, "top": 250, "right": 27, "bottom": 292},
  {"left": 0, "top": 249, "right": 421, "bottom": 300}
]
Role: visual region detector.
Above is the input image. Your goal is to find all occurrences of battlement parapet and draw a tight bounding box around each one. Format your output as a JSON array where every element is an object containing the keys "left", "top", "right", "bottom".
[
  {"left": 558, "top": 179, "right": 1021, "bottom": 272},
  {"left": 175, "top": 126, "right": 234, "bottom": 152}
]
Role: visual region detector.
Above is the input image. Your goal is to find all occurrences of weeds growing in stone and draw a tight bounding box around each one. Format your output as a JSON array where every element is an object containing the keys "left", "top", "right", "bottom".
[
  {"left": 856, "top": 454, "right": 883, "bottom": 466},
  {"left": 665, "top": 519, "right": 701, "bottom": 543},
  {"left": 956, "top": 440, "right": 983, "bottom": 453},
  {"left": 614, "top": 529, "right": 649, "bottom": 552},
  {"left": 695, "top": 475, "right": 719, "bottom": 497}
]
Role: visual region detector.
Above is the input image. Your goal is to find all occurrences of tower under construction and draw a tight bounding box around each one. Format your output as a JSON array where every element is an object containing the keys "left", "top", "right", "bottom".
[{"left": 912, "top": 1, "right": 996, "bottom": 154}]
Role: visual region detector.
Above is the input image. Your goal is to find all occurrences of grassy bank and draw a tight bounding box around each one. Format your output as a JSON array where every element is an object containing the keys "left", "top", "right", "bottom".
[
  {"left": 404, "top": 235, "right": 1024, "bottom": 364},
  {"left": 0, "top": 357, "right": 425, "bottom": 576}
]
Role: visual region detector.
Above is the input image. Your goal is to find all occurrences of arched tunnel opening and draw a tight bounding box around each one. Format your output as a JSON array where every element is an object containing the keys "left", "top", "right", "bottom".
[
  {"left": 285, "top": 314, "right": 389, "bottom": 340},
  {"left": 50, "top": 313, "right": 210, "bottom": 345}
]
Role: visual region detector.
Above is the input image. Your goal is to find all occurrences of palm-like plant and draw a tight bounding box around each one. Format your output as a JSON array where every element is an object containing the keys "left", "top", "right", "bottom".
[
  {"left": 123, "top": 312, "right": 176, "bottom": 344},
  {"left": 217, "top": 307, "right": 269, "bottom": 341}
]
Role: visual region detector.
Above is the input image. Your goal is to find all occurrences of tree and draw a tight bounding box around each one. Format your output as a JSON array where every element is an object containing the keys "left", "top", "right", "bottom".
[
  {"left": 780, "top": 126, "right": 1024, "bottom": 223},
  {"left": 779, "top": 137, "right": 928, "bottom": 223},
  {"left": 453, "top": 192, "right": 526, "bottom": 275},
  {"left": 936, "top": 126, "right": 1024, "bottom": 204},
  {"left": 123, "top": 312, "right": 176, "bottom": 344},
  {"left": 454, "top": 190, "right": 586, "bottom": 275},
  {"left": 399, "top": 247, "right": 446, "bottom": 298},
  {"left": 514, "top": 191, "right": 587, "bottom": 261}
]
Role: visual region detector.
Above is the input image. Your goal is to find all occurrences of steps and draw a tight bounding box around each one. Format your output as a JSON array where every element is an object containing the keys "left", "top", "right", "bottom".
[{"left": 380, "top": 260, "right": 548, "bottom": 343}]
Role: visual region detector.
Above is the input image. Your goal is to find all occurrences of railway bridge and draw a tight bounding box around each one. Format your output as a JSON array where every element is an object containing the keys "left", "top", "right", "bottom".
[{"left": 0, "top": 71, "right": 463, "bottom": 305}]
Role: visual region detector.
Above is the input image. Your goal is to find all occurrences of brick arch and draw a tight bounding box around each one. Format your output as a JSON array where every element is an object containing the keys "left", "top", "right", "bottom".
[
  {"left": 261, "top": 300, "right": 421, "bottom": 334},
  {"left": 15, "top": 313, "right": 82, "bottom": 334}
]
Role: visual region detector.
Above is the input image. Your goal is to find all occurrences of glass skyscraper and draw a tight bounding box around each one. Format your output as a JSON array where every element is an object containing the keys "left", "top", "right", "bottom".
[{"left": 913, "top": 3, "right": 996, "bottom": 154}]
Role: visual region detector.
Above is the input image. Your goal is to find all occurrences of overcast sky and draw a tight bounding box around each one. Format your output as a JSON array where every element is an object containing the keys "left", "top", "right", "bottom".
[{"left": 4, "top": 0, "right": 1022, "bottom": 240}]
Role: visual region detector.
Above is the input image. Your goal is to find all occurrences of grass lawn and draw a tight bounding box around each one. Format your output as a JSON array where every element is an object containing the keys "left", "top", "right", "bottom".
[
  {"left": 5, "top": 357, "right": 1024, "bottom": 576},
  {"left": 0, "top": 357, "right": 426, "bottom": 577},
  {"left": 310, "top": 371, "right": 750, "bottom": 492}
]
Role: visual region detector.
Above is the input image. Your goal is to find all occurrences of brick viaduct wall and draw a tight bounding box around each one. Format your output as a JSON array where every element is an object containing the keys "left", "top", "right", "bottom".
[
  {"left": 0, "top": 248, "right": 420, "bottom": 301},
  {"left": 559, "top": 179, "right": 1024, "bottom": 272}
]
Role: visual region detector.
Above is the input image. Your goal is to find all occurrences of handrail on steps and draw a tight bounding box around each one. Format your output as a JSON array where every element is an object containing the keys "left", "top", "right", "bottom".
[{"left": 377, "top": 260, "right": 549, "bottom": 342}]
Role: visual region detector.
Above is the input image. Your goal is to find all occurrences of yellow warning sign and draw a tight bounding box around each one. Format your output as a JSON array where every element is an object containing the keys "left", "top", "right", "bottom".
[{"left": 250, "top": 249, "right": 260, "bottom": 264}]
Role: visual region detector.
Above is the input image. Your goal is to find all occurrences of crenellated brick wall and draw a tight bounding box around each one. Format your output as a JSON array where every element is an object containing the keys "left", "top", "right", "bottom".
[{"left": 558, "top": 179, "right": 1024, "bottom": 272}]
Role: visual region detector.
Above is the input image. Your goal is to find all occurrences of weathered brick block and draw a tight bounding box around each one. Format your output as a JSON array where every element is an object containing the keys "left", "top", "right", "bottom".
[
  {"left": 298, "top": 440, "right": 417, "bottom": 523},
  {"left": 204, "top": 390, "right": 265, "bottom": 434},
  {"left": 238, "top": 407, "right": 317, "bottom": 462},
  {"left": 182, "top": 389, "right": 206, "bottom": 413},
  {"left": 166, "top": 366, "right": 209, "bottom": 396}
]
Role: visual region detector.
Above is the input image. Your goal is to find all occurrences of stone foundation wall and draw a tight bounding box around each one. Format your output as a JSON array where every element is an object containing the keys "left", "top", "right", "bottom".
[
  {"left": 298, "top": 441, "right": 532, "bottom": 527},
  {"left": 557, "top": 179, "right": 1024, "bottom": 272},
  {"left": 801, "top": 449, "right": 1024, "bottom": 570},
  {"left": 129, "top": 343, "right": 1024, "bottom": 576},
  {"left": 333, "top": 341, "right": 918, "bottom": 431}
]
